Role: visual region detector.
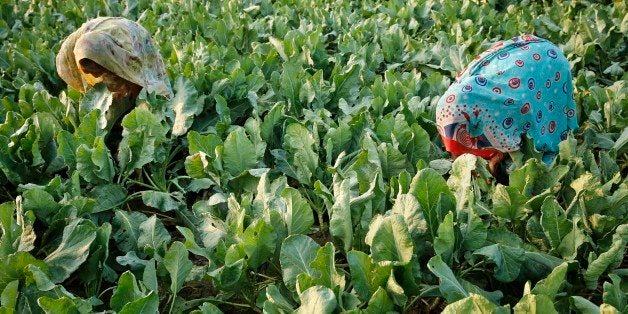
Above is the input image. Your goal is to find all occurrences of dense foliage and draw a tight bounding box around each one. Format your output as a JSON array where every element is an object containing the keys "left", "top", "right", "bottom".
[{"left": 0, "top": 0, "right": 626, "bottom": 312}]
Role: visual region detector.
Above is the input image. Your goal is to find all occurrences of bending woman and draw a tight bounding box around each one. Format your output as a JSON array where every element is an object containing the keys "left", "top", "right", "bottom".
[
  {"left": 436, "top": 35, "right": 578, "bottom": 177},
  {"left": 56, "top": 17, "right": 173, "bottom": 100}
]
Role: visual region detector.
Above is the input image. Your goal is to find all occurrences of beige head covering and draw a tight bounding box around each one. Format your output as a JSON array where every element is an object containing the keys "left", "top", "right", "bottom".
[{"left": 56, "top": 17, "right": 173, "bottom": 98}]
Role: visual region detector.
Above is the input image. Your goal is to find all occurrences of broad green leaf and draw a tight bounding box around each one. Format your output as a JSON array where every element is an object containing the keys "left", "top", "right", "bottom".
[
  {"left": 442, "top": 294, "right": 508, "bottom": 314},
  {"left": 460, "top": 209, "right": 487, "bottom": 251},
  {"left": 330, "top": 179, "right": 353, "bottom": 251},
  {"left": 364, "top": 287, "right": 394, "bottom": 314},
  {"left": 458, "top": 278, "right": 504, "bottom": 304},
  {"left": 447, "top": 154, "right": 477, "bottom": 211},
  {"left": 79, "top": 222, "right": 112, "bottom": 294},
  {"left": 26, "top": 265, "right": 92, "bottom": 313},
  {"left": 377, "top": 143, "right": 406, "bottom": 179},
  {"left": 164, "top": 241, "right": 193, "bottom": 295},
  {"left": 118, "top": 291, "right": 159, "bottom": 314},
  {"left": 584, "top": 224, "right": 627, "bottom": 289},
  {"left": 137, "top": 215, "right": 171, "bottom": 257},
  {"left": 264, "top": 284, "right": 295, "bottom": 312},
  {"left": 427, "top": 255, "right": 468, "bottom": 303},
  {"left": 492, "top": 184, "right": 530, "bottom": 221},
  {"left": 279, "top": 235, "right": 320, "bottom": 292},
  {"left": 296, "top": 285, "right": 337, "bottom": 314},
  {"left": 0, "top": 253, "right": 46, "bottom": 292},
  {"left": 521, "top": 251, "right": 565, "bottom": 280},
  {"left": 193, "top": 302, "right": 224, "bottom": 314},
  {"left": 56, "top": 131, "right": 78, "bottom": 170},
  {"left": 37, "top": 296, "right": 79, "bottom": 314},
  {"left": 110, "top": 271, "right": 142, "bottom": 312},
  {"left": 240, "top": 219, "right": 276, "bottom": 269},
  {"left": 433, "top": 211, "right": 455, "bottom": 264},
  {"left": 540, "top": 197, "right": 572, "bottom": 249},
  {"left": 78, "top": 136, "right": 115, "bottom": 184},
  {"left": 409, "top": 168, "right": 455, "bottom": 214},
  {"left": 21, "top": 188, "right": 60, "bottom": 222},
  {"left": 0, "top": 280, "right": 18, "bottom": 311},
  {"left": 365, "top": 214, "right": 413, "bottom": 265},
  {"left": 303, "top": 242, "right": 345, "bottom": 291},
  {"left": 324, "top": 123, "right": 352, "bottom": 160},
  {"left": 113, "top": 211, "right": 147, "bottom": 252},
  {"left": 509, "top": 159, "right": 568, "bottom": 197},
  {"left": 570, "top": 296, "right": 601, "bottom": 314},
  {"left": 346, "top": 250, "right": 391, "bottom": 301},
  {"left": 222, "top": 127, "right": 259, "bottom": 177},
  {"left": 424, "top": 193, "right": 455, "bottom": 241},
  {"left": 0, "top": 202, "right": 19, "bottom": 258},
  {"left": 213, "top": 259, "right": 245, "bottom": 290},
  {"left": 474, "top": 243, "right": 525, "bottom": 282},
  {"left": 386, "top": 269, "right": 407, "bottom": 306},
  {"left": 75, "top": 110, "right": 105, "bottom": 146},
  {"left": 281, "top": 188, "right": 314, "bottom": 235},
  {"left": 557, "top": 217, "right": 587, "bottom": 260},
  {"left": 116, "top": 251, "right": 148, "bottom": 271},
  {"left": 171, "top": 77, "right": 203, "bottom": 136},
  {"left": 142, "top": 259, "right": 158, "bottom": 293},
  {"left": 403, "top": 124, "right": 431, "bottom": 167},
  {"left": 330, "top": 63, "right": 361, "bottom": 106},
  {"left": 141, "top": 190, "right": 182, "bottom": 212},
  {"left": 282, "top": 123, "right": 318, "bottom": 185},
  {"left": 198, "top": 217, "right": 227, "bottom": 251},
  {"left": 44, "top": 219, "right": 98, "bottom": 283},
  {"left": 531, "top": 262, "right": 569, "bottom": 299},
  {"left": 514, "top": 294, "right": 557, "bottom": 314},
  {"left": 117, "top": 107, "right": 168, "bottom": 175},
  {"left": 279, "top": 61, "right": 303, "bottom": 108},
  {"left": 78, "top": 84, "right": 112, "bottom": 129},
  {"left": 391, "top": 194, "right": 427, "bottom": 241},
  {"left": 603, "top": 274, "right": 626, "bottom": 312},
  {"left": 187, "top": 131, "right": 222, "bottom": 157},
  {"left": 89, "top": 184, "right": 127, "bottom": 213}
]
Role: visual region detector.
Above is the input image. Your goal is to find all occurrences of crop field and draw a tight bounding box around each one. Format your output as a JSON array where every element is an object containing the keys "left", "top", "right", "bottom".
[{"left": 0, "top": 0, "right": 626, "bottom": 313}]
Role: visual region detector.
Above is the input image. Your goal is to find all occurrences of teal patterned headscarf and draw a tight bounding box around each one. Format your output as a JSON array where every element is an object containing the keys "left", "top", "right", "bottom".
[{"left": 436, "top": 35, "right": 578, "bottom": 163}]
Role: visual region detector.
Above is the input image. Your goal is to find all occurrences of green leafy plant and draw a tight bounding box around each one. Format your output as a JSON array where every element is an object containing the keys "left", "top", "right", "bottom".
[{"left": 0, "top": 0, "right": 626, "bottom": 312}]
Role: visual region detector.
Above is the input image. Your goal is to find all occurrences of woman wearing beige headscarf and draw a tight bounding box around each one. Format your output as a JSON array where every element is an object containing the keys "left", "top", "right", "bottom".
[{"left": 56, "top": 17, "right": 173, "bottom": 100}]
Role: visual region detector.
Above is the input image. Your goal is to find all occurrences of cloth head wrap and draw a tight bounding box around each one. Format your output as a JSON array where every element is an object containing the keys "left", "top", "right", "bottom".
[
  {"left": 56, "top": 17, "right": 173, "bottom": 98},
  {"left": 436, "top": 35, "right": 578, "bottom": 161}
]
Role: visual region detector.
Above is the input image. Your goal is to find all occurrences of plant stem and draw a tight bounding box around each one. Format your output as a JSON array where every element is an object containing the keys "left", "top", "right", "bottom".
[
  {"left": 564, "top": 191, "right": 581, "bottom": 216},
  {"left": 127, "top": 179, "right": 157, "bottom": 190},
  {"left": 405, "top": 294, "right": 422, "bottom": 312}
]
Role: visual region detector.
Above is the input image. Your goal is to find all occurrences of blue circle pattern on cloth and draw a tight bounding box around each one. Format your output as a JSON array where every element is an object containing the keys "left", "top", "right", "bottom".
[{"left": 436, "top": 35, "right": 578, "bottom": 161}]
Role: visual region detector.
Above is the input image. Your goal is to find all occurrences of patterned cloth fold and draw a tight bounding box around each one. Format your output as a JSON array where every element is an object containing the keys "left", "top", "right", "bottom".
[
  {"left": 56, "top": 17, "right": 173, "bottom": 98},
  {"left": 436, "top": 35, "right": 578, "bottom": 161}
]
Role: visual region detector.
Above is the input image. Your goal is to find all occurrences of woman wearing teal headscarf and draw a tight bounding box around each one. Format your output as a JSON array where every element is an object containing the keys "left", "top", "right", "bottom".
[{"left": 436, "top": 35, "right": 578, "bottom": 176}]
